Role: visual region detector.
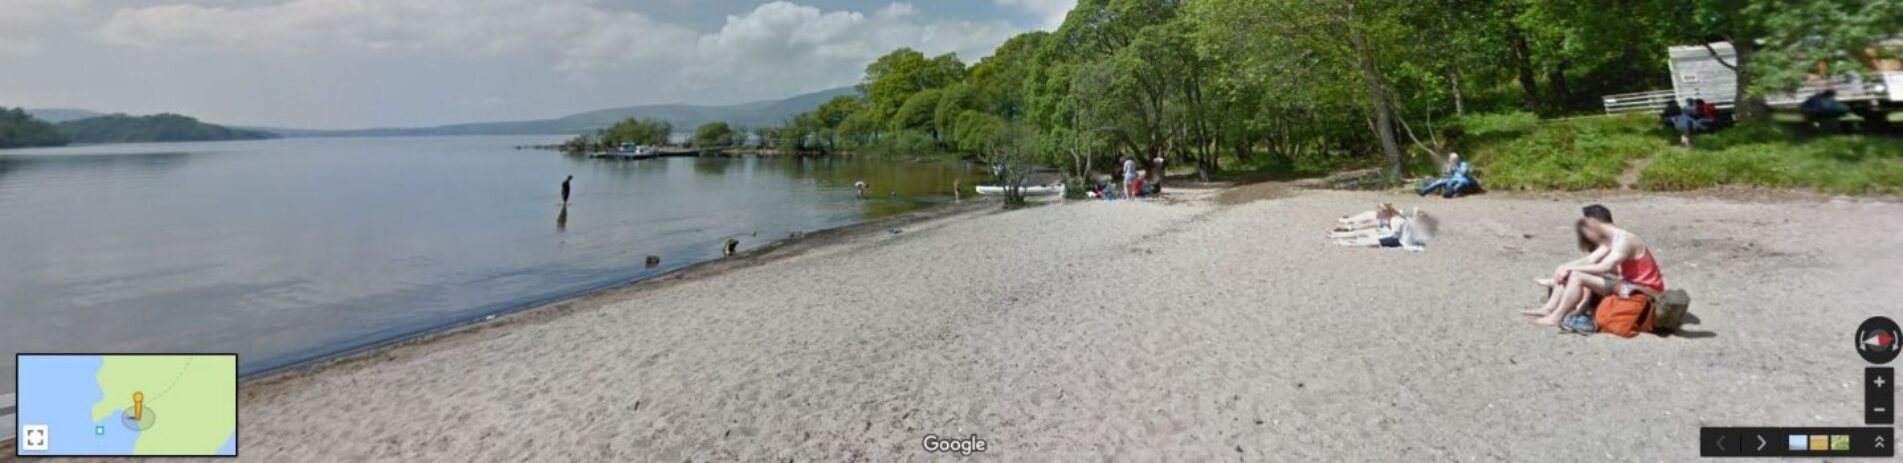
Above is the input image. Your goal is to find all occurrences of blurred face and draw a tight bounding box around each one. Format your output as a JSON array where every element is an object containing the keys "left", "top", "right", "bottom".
[{"left": 1581, "top": 220, "right": 1609, "bottom": 244}]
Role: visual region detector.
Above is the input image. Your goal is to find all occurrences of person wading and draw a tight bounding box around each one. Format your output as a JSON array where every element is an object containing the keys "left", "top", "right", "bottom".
[{"left": 561, "top": 175, "right": 573, "bottom": 205}]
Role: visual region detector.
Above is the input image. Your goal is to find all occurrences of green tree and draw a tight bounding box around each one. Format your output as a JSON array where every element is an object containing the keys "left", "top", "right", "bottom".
[
  {"left": 0, "top": 108, "right": 70, "bottom": 148},
  {"left": 860, "top": 49, "right": 968, "bottom": 130},
  {"left": 692, "top": 121, "right": 736, "bottom": 148}
]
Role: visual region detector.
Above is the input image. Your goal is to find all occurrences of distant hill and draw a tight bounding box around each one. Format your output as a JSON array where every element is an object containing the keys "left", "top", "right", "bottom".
[
  {"left": 56, "top": 113, "right": 279, "bottom": 144},
  {"left": 25, "top": 108, "right": 105, "bottom": 123},
  {"left": 272, "top": 86, "right": 858, "bottom": 138}
]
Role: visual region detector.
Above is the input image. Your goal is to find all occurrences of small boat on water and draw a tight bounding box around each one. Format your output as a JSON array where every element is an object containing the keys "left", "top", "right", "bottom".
[
  {"left": 975, "top": 183, "right": 1066, "bottom": 197},
  {"left": 590, "top": 143, "right": 659, "bottom": 160}
]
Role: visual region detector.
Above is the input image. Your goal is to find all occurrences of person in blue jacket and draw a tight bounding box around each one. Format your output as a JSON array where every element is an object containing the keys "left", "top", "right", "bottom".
[{"left": 1419, "top": 152, "right": 1478, "bottom": 198}]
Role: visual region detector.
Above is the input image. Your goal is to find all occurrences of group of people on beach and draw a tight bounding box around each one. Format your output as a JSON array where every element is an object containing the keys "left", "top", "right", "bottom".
[
  {"left": 1328, "top": 203, "right": 1436, "bottom": 250},
  {"left": 1522, "top": 204, "right": 1667, "bottom": 332},
  {"left": 1088, "top": 155, "right": 1166, "bottom": 200}
]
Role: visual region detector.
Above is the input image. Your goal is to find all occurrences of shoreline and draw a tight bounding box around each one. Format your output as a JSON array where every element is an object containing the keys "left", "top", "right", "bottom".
[
  {"left": 217, "top": 184, "right": 1898, "bottom": 460},
  {"left": 12, "top": 183, "right": 1897, "bottom": 458},
  {"left": 236, "top": 197, "right": 1003, "bottom": 392}
]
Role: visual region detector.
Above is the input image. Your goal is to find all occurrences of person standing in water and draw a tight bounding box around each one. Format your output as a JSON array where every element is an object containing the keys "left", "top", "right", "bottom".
[{"left": 561, "top": 175, "right": 573, "bottom": 205}]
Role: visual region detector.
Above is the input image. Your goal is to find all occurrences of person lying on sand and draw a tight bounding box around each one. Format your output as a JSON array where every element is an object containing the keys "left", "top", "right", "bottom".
[
  {"left": 1525, "top": 215, "right": 1666, "bottom": 327},
  {"left": 1334, "top": 203, "right": 1402, "bottom": 233},
  {"left": 1332, "top": 209, "right": 1434, "bottom": 250}
]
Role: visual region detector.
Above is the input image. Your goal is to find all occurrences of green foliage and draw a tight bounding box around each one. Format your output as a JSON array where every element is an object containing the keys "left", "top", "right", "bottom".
[
  {"left": 692, "top": 121, "right": 735, "bottom": 148},
  {"left": 0, "top": 107, "right": 69, "bottom": 148},
  {"left": 767, "top": 0, "right": 1901, "bottom": 191},
  {"left": 860, "top": 49, "right": 967, "bottom": 126},
  {"left": 1642, "top": 135, "right": 1903, "bottom": 194},
  {"left": 53, "top": 113, "right": 275, "bottom": 144},
  {"left": 1453, "top": 113, "right": 1660, "bottom": 190},
  {"left": 607, "top": 118, "right": 671, "bottom": 145}
]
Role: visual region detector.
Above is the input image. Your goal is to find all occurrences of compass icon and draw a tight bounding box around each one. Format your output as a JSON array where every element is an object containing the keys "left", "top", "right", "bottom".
[{"left": 1858, "top": 316, "right": 1900, "bottom": 364}]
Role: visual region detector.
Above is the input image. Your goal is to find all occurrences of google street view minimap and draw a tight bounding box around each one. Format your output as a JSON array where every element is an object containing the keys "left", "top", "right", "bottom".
[{"left": 15, "top": 354, "right": 237, "bottom": 457}]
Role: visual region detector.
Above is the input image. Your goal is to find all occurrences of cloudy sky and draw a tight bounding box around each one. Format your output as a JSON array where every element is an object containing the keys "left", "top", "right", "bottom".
[{"left": 0, "top": 0, "right": 1074, "bottom": 129}]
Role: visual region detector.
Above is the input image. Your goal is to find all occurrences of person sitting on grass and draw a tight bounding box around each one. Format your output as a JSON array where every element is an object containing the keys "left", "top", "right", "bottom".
[
  {"left": 1800, "top": 89, "right": 1852, "bottom": 133},
  {"left": 1524, "top": 214, "right": 1666, "bottom": 327},
  {"left": 1418, "top": 152, "right": 1478, "bottom": 198}
]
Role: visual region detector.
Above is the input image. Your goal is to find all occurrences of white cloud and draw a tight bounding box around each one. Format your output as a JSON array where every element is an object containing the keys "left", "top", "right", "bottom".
[
  {"left": 665, "top": 2, "right": 1016, "bottom": 94},
  {"left": 0, "top": 0, "right": 94, "bottom": 55},
  {"left": 94, "top": 0, "right": 1019, "bottom": 97},
  {"left": 994, "top": 0, "right": 1074, "bottom": 30}
]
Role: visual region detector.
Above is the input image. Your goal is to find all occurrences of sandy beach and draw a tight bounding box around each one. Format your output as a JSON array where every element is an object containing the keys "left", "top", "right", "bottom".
[{"left": 179, "top": 185, "right": 1901, "bottom": 460}]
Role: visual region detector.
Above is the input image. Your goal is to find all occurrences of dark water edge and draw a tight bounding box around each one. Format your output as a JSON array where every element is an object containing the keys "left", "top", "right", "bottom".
[{"left": 237, "top": 197, "right": 992, "bottom": 385}]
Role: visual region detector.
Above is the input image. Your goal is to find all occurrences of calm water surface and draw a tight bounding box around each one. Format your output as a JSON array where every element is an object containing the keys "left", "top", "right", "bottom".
[{"left": 0, "top": 136, "right": 984, "bottom": 391}]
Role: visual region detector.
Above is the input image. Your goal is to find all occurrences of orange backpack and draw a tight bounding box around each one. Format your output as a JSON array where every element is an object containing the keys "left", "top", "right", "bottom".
[{"left": 1594, "top": 293, "right": 1655, "bottom": 338}]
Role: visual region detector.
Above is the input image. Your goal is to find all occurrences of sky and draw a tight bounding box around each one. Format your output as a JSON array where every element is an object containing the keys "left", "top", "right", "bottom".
[{"left": 0, "top": 0, "right": 1076, "bottom": 129}]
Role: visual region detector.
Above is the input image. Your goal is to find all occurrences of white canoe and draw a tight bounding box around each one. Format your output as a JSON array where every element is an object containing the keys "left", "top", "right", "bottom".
[{"left": 975, "top": 184, "right": 1066, "bottom": 196}]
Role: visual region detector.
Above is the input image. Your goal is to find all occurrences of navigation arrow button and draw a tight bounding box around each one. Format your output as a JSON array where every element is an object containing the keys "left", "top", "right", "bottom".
[{"left": 1756, "top": 434, "right": 1768, "bottom": 452}]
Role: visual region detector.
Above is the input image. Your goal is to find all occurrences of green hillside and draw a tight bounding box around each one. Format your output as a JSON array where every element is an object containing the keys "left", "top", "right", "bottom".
[
  {"left": 56, "top": 113, "right": 279, "bottom": 144},
  {"left": 0, "top": 107, "right": 70, "bottom": 148}
]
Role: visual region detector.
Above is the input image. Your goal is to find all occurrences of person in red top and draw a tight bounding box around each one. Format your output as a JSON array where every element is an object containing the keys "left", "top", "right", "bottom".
[{"left": 1528, "top": 214, "right": 1665, "bottom": 327}]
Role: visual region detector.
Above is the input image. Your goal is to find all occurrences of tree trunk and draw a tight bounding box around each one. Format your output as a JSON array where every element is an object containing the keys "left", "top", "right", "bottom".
[
  {"left": 1345, "top": 1, "right": 1405, "bottom": 182},
  {"left": 1730, "top": 39, "right": 1769, "bottom": 122},
  {"left": 1448, "top": 65, "right": 1465, "bottom": 116},
  {"left": 1548, "top": 60, "right": 1571, "bottom": 108},
  {"left": 1508, "top": 25, "right": 1540, "bottom": 112}
]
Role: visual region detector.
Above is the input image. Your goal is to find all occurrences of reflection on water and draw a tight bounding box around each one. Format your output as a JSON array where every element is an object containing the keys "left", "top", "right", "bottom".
[{"left": 0, "top": 136, "right": 985, "bottom": 391}]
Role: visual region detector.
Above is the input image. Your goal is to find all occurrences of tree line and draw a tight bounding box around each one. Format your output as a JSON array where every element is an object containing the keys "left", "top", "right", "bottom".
[
  {"left": 1, "top": 109, "right": 279, "bottom": 148},
  {"left": 758, "top": 0, "right": 1900, "bottom": 181},
  {"left": 0, "top": 108, "right": 69, "bottom": 148}
]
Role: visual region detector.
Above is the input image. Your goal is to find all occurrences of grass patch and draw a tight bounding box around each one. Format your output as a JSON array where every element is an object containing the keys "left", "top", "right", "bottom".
[
  {"left": 1641, "top": 134, "right": 1903, "bottom": 194},
  {"left": 1452, "top": 112, "right": 1665, "bottom": 190},
  {"left": 1451, "top": 111, "right": 1903, "bottom": 195}
]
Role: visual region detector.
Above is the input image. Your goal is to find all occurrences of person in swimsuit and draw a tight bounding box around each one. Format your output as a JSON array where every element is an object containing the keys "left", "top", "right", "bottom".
[{"left": 1527, "top": 214, "right": 1666, "bottom": 326}]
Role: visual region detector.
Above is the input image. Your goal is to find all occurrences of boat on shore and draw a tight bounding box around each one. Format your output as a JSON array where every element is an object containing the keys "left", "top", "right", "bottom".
[
  {"left": 590, "top": 143, "right": 659, "bottom": 160},
  {"left": 589, "top": 145, "right": 704, "bottom": 160}
]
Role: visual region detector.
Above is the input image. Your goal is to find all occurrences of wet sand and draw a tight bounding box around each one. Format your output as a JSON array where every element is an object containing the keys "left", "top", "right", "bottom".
[{"left": 201, "top": 187, "right": 1903, "bottom": 460}]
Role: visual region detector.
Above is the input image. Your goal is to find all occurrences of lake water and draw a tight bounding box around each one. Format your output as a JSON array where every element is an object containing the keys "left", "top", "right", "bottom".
[{"left": 0, "top": 136, "right": 985, "bottom": 392}]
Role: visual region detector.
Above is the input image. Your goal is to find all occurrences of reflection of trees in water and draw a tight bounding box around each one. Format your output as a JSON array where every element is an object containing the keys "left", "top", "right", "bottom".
[
  {"left": 0, "top": 152, "right": 193, "bottom": 187},
  {"left": 774, "top": 156, "right": 988, "bottom": 197},
  {"left": 691, "top": 157, "right": 739, "bottom": 177}
]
